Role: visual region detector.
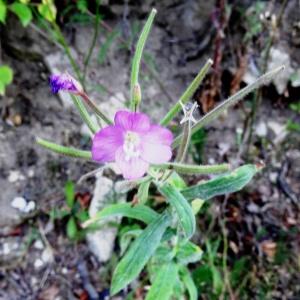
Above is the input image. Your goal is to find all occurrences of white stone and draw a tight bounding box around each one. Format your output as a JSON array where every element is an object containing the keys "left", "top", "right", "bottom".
[
  {"left": 34, "top": 258, "right": 44, "bottom": 269},
  {"left": 8, "top": 170, "right": 25, "bottom": 183},
  {"left": 33, "top": 240, "right": 44, "bottom": 250},
  {"left": 86, "top": 174, "right": 125, "bottom": 262},
  {"left": 41, "top": 248, "right": 54, "bottom": 264},
  {"left": 256, "top": 121, "right": 267, "bottom": 137},
  {"left": 11, "top": 197, "right": 27, "bottom": 211},
  {"left": 24, "top": 201, "right": 36, "bottom": 213}
]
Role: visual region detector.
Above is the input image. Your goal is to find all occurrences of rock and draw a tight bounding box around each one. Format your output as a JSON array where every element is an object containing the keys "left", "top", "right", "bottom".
[
  {"left": 11, "top": 197, "right": 36, "bottom": 213},
  {"left": 0, "top": 237, "right": 24, "bottom": 267},
  {"left": 0, "top": 183, "right": 24, "bottom": 233},
  {"left": 267, "top": 120, "right": 288, "bottom": 143},
  {"left": 86, "top": 174, "right": 125, "bottom": 263},
  {"left": 243, "top": 46, "right": 294, "bottom": 95},
  {"left": 255, "top": 121, "right": 267, "bottom": 137},
  {"left": 8, "top": 170, "right": 25, "bottom": 183}
]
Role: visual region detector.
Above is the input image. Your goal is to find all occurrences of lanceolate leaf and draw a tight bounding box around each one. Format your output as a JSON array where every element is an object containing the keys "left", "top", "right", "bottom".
[
  {"left": 182, "top": 164, "right": 260, "bottom": 201},
  {"left": 145, "top": 262, "right": 178, "bottom": 300},
  {"left": 180, "top": 266, "right": 198, "bottom": 300},
  {"left": 159, "top": 183, "right": 195, "bottom": 240},
  {"left": 110, "top": 213, "right": 171, "bottom": 295},
  {"left": 82, "top": 203, "right": 159, "bottom": 228}
]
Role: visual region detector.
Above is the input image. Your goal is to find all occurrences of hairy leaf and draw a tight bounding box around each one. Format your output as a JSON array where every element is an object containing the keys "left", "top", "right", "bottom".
[
  {"left": 159, "top": 183, "right": 195, "bottom": 239},
  {"left": 82, "top": 203, "right": 159, "bottom": 228},
  {"left": 111, "top": 213, "right": 170, "bottom": 295},
  {"left": 145, "top": 262, "right": 178, "bottom": 300},
  {"left": 182, "top": 164, "right": 260, "bottom": 200}
]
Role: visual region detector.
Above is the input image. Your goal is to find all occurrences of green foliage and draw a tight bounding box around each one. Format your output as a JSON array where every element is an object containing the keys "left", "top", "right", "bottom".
[
  {"left": 145, "top": 262, "right": 178, "bottom": 300},
  {"left": 159, "top": 183, "right": 195, "bottom": 240},
  {"left": 83, "top": 203, "right": 159, "bottom": 228},
  {"left": 9, "top": 2, "right": 32, "bottom": 26},
  {"left": 76, "top": 0, "right": 88, "bottom": 13},
  {"left": 64, "top": 180, "right": 75, "bottom": 208},
  {"left": 182, "top": 164, "right": 260, "bottom": 200},
  {"left": 243, "top": 1, "right": 265, "bottom": 41},
  {"left": 34, "top": 8, "right": 285, "bottom": 299},
  {"left": 180, "top": 266, "right": 198, "bottom": 300},
  {"left": 0, "top": 0, "right": 7, "bottom": 23},
  {"left": 38, "top": 0, "right": 56, "bottom": 22},
  {"left": 176, "top": 241, "right": 203, "bottom": 265},
  {"left": 0, "top": 65, "right": 13, "bottom": 95},
  {"left": 111, "top": 213, "right": 171, "bottom": 295},
  {"left": 137, "top": 180, "right": 151, "bottom": 204},
  {"left": 66, "top": 216, "right": 78, "bottom": 240}
]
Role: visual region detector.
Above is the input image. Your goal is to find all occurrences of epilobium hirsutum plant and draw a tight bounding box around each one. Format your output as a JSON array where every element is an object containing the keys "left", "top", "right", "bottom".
[{"left": 37, "top": 8, "right": 284, "bottom": 299}]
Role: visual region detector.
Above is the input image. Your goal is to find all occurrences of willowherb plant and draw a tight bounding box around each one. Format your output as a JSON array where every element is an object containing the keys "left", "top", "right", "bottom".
[{"left": 37, "top": 8, "right": 284, "bottom": 299}]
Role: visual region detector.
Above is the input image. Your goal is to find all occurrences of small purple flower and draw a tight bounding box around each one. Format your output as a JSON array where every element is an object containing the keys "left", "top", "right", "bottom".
[
  {"left": 49, "top": 73, "right": 83, "bottom": 94},
  {"left": 92, "top": 111, "right": 173, "bottom": 179}
]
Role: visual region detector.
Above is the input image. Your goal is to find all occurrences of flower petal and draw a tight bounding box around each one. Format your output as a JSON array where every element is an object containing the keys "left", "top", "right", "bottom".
[
  {"left": 114, "top": 111, "right": 150, "bottom": 132},
  {"left": 115, "top": 148, "right": 149, "bottom": 179},
  {"left": 141, "top": 142, "right": 172, "bottom": 164},
  {"left": 144, "top": 125, "right": 173, "bottom": 146},
  {"left": 92, "top": 125, "right": 124, "bottom": 162}
]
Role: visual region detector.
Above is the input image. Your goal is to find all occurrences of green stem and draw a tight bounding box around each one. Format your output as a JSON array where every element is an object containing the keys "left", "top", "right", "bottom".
[
  {"left": 80, "top": 93, "right": 113, "bottom": 125},
  {"left": 172, "top": 65, "right": 285, "bottom": 148},
  {"left": 130, "top": 8, "right": 157, "bottom": 110},
  {"left": 160, "top": 59, "right": 213, "bottom": 126},
  {"left": 154, "top": 162, "right": 230, "bottom": 175},
  {"left": 71, "top": 95, "right": 99, "bottom": 134},
  {"left": 36, "top": 137, "right": 92, "bottom": 159},
  {"left": 175, "top": 121, "right": 191, "bottom": 163}
]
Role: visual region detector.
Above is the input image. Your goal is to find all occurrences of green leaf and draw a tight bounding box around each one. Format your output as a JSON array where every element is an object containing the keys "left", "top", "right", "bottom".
[
  {"left": 36, "top": 137, "right": 92, "bottom": 160},
  {"left": 64, "top": 181, "right": 75, "bottom": 208},
  {"left": 130, "top": 8, "right": 156, "bottom": 110},
  {"left": 145, "top": 262, "right": 178, "bottom": 300},
  {"left": 159, "top": 183, "right": 195, "bottom": 240},
  {"left": 180, "top": 266, "right": 198, "bottom": 300},
  {"left": 181, "top": 164, "right": 260, "bottom": 201},
  {"left": 137, "top": 179, "right": 151, "bottom": 204},
  {"left": 82, "top": 203, "right": 159, "bottom": 228},
  {"left": 0, "top": 65, "right": 13, "bottom": 85},
  {"left": 66, "top": 216, "right": 78, "bottom": 240},
  {"left": 0, "top": 0, "right": 7, "bottom": 23},
  {"left": 191, "top": 198, "right": 205, "bottom": 215},
  {"left": 166, "top": 172, "right": 186, "bottom": 190},
  {"left": 111, "top": 213, "right": 171, "bottom": 295},
  {"left": 119, "top": 228, "right": 142, "bottom": 255},
  {"left": 38, "top": 0, "right": 56, "bottom": 22},
  {"left": 176, "top": 241, "right": 203, "bottom": 265},
  {"left": 9, "top": 2, "right": 32, "bottom": 27}
]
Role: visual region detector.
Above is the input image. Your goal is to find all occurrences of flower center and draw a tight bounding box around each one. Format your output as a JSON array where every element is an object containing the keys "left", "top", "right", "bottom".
[{"left": 123, "top": 131, "right": 141, "bottom": 161}]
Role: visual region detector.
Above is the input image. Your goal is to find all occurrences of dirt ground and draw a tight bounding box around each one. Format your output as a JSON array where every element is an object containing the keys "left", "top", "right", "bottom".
[{"left": 0, "top": 1, "right": 299, "bottom": 299}]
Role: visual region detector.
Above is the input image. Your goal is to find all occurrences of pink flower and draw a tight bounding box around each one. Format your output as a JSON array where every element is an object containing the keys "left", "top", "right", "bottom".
[{"left": 92, "top": 111, "right": 173, "bottom": 179}]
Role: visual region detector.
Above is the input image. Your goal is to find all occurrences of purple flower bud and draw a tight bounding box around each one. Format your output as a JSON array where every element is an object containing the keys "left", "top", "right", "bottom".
[{"left": 49, "top": 73, "right": 83, "bottom": 94}]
